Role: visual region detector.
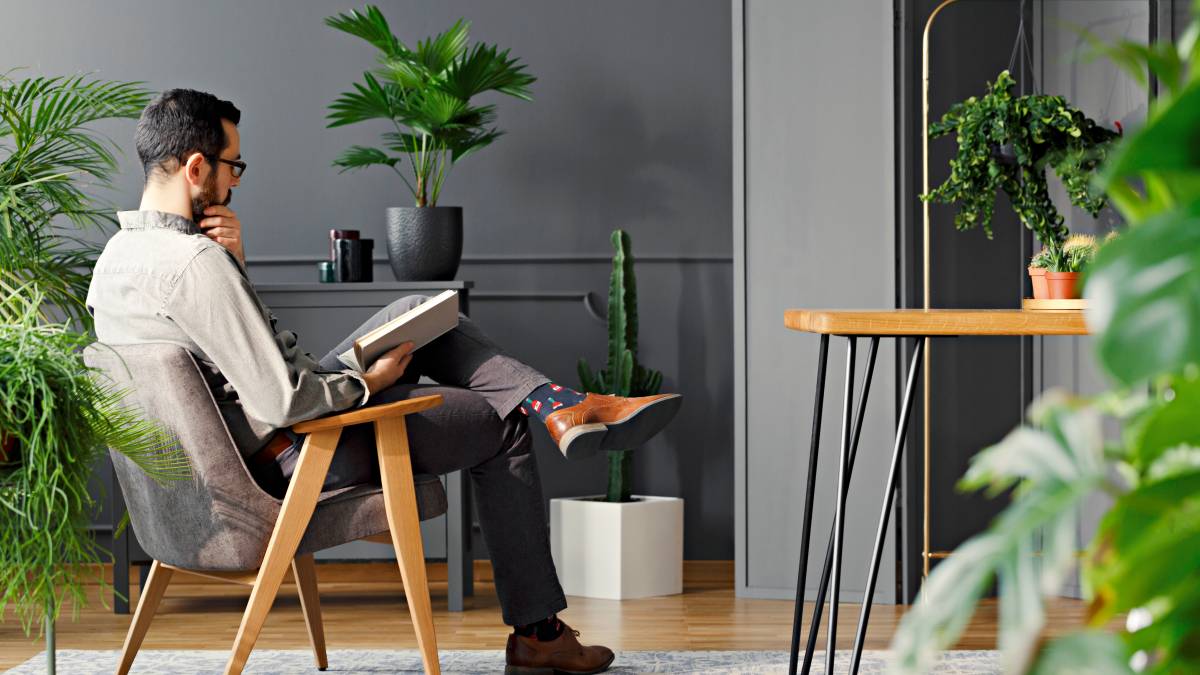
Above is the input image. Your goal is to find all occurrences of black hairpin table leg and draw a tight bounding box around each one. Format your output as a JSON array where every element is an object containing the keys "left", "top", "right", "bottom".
[
  {"left": 799, "top": 338, "right": 879, "bottom": 674},
  {"left": 849, "top": 338, "right": 925, "bottom": 673},
  {"left": 788, "top": 334, "right": 829, "bottom": 675}
]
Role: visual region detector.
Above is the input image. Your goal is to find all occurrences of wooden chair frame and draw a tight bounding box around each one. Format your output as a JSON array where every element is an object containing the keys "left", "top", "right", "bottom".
[{"left": 115, "top": 395, "right": 445, "bottom": 675}]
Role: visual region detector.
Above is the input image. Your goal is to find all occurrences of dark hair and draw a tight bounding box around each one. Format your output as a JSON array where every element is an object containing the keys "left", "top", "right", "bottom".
[{"left": 135, "top": 89, "right": 241, "bottom": 181}]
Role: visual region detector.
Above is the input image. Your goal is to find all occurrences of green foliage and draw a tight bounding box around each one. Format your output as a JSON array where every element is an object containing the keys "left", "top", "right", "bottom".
[
  {"left": 893, "top": 9, "right": 1200, "bottom": 674},
  {"left": 1029, "top": 247, "right": 1053, "bottom": 270},
  {"left": 578, "top": 230, "right": 664, "bottom": 502},
  {"left": 1040, "top": 234, "right": 1099, "bottom": 273},
  {"left": 0, "top": 71, "right": 151, "bottom": 329},
  {"left": 325, "top": 6, "right": 535, "bottom": 207},
  {"left": 922, "top": 70, "right": 1119, "bottom": 248},
  {"left": 0, "top": 288, "right": 190, "bottom": 637}
]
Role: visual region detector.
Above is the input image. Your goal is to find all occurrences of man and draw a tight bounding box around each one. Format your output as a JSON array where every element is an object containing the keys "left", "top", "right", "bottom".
[{"left": 86, "top": 89, "right": 681, "bottom": 674}]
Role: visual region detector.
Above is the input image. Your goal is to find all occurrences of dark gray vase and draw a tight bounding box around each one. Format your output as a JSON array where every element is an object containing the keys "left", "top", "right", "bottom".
[{"left": 385, "top": 206, "right": 463, "bottom": 281}]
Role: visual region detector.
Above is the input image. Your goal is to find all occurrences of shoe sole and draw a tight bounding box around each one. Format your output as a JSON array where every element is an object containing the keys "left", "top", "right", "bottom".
[
  {"left": 560, "top": 394, "right": 683, "bottom": 461},
  {"left": 504, "top": 651, "right": 616, "bottom": 675},
  {"left": 558, "top": 423, "right": 608, "bottom": 461},
  {"left": 598, "top": 393, "right": 682, "bottom": 454}
]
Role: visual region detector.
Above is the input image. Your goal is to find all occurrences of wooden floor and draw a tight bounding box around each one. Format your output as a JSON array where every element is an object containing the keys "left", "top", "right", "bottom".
[{"left": 0, "top": 561, "right": 1100, "bottom": 670}]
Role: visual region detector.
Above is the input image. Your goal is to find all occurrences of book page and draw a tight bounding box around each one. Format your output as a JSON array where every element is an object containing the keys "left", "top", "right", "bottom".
[{"left": 337, "top": 290, "right": 460, "bottom": 372}]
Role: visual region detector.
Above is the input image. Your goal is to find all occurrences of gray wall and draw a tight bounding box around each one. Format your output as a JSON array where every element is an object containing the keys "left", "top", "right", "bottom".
[
  {"left": 2, "top": 1, "right": 733, "bottom": 559},
  {"left": 735, "top": 0, "right": 899, "bottom": 602}
]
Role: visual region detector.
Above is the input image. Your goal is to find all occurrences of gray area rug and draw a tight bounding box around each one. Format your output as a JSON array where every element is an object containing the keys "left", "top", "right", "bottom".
[{"left": 7, "top": 649, "right": 1000, "bottom": 673}]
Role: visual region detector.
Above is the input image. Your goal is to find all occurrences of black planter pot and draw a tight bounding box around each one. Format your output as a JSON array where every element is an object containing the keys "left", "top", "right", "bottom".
[
  {"left": 992, "top": 143, "right": 1018, "bottom": 165},
  {"left": 385, "top": 206, "right": 463, "bottom": 281}
]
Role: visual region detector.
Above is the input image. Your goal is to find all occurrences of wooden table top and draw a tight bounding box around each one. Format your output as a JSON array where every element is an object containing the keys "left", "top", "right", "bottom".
[{"left": 784, "top": 309, "right": 1089, "bottom": 336}]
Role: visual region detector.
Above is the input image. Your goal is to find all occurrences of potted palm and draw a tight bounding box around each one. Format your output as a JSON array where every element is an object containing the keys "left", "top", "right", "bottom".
[
  {"left": 0, "top": 72, "right": 190, "bottom": 673},
  {"left": 325, "top": 6, "right": 536, "bottom": 281},
  {"left": 549, "top": 230, "right": 683, "bottom": 600},
  {"left": 922, "top": 70, "right": 1119, "bottom": 295}
]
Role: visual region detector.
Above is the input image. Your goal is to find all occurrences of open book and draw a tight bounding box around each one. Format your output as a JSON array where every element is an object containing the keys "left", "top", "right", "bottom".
[{"left": 337, "top": 290, "right": 460, "bottom": 372}]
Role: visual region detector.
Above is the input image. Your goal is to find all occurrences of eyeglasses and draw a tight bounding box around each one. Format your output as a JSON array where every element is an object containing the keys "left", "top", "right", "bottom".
[{"left": 209, "top": 156, "right": 246, "bottom": 178}]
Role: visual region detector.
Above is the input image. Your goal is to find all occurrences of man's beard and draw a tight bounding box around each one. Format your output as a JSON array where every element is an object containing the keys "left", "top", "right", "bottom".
[{"left": 190, "top": 172, "right": 232, "bottom": 223}]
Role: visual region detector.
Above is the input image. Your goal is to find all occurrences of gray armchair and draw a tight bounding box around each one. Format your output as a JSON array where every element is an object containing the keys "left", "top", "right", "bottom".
[{"left": 84, "top": 343, "right": 447, "bottom": 675}]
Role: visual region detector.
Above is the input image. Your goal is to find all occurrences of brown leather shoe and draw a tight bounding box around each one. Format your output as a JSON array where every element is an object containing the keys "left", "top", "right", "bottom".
[
  {"left": 544, "top": 393, "right": 682, "bottom": 460},
  {"left": 505, "top": 622, "right": 615, "bottom": 674}
]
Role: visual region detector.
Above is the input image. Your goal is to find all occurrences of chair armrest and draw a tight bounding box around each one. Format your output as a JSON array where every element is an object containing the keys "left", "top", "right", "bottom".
[{"left": 291, "top": 394, "right": 443, "bottom": 434}]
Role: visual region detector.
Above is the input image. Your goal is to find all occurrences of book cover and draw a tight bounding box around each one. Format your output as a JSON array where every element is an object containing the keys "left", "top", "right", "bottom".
[{"left": 337, "top": 290, "right": 460, "bottom": 372}]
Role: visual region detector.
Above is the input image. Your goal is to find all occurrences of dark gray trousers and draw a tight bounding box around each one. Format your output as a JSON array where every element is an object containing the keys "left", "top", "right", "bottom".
[{"left": 284, "top": 295, "right": 567, "bottom": 626}]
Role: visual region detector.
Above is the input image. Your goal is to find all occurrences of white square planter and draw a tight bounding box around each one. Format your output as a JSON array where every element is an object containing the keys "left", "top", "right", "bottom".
[{"left": 549, "top": 495, "right": 683, "bottom": 600}]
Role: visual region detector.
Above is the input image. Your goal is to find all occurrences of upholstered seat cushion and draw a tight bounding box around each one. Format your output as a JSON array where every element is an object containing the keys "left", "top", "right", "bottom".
[{"left": 83, "top": 343, "right": 447, "bottom": 571}]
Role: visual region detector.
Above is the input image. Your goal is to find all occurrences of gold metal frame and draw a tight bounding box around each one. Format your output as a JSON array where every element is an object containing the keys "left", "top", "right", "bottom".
[{"left": 921, "top": 0, "right": 960, "bottom": 578}]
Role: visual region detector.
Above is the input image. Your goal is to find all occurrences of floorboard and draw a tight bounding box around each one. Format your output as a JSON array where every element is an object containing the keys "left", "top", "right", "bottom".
[{"left": 0, "top": 561, "right": 1107, "bottom": 670}]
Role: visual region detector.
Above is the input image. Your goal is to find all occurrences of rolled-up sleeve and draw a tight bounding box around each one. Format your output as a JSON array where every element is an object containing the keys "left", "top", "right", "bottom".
[{"left": 164, "top": 247, "right": 368, "bottom": 428}]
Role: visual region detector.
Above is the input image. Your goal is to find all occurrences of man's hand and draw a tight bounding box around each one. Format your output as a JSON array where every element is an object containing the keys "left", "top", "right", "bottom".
[
  {"left": 363, "top": 341, "right": 415, "bottom": 395},
  {"left": 199, "top": 205, "right": 245, "bottom": 264}
]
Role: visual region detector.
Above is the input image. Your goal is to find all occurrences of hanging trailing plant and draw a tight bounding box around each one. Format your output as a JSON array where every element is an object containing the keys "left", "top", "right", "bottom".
[{"left": 922, "top": 69, "right": 1119, "bottom": 251}]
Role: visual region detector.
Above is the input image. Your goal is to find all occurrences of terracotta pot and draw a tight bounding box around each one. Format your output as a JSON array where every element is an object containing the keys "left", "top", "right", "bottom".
[
  {"left": 1028, "top": 266, "right": 1049, "bottom": 300},
  {"left": 1045, "top": 271, "right": 1081, "bottom": 299}
]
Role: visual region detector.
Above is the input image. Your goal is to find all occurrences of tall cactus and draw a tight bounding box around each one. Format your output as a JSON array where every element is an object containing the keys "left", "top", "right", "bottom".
[{"left": 578, "top": 230, "right": 663, "bottom": 502}]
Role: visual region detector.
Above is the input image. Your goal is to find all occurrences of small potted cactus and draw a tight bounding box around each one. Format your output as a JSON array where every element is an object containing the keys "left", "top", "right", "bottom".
[
  {"left": 549, "top": 230, "right": 682, "bottom": 600},
  {"left": 1028, "top": 248, "right": 1052, "bottom": 300},
  {"left": 1044, "top": 234, "right": 1098, "bottom": 299}
]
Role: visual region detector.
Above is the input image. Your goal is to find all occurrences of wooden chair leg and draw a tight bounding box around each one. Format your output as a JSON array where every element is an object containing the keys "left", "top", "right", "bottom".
[
  {"left": 292, "top": 553, "right": 328, "bottom": 671},
  {"left": 375, "top": 416, "right": 441, "bottom": 675},
  {"left": 117, "top": 560, "right": 173, "bottom": 675},
  {"left": 224, "top": 428, "right": 341, "bottom": 675}
]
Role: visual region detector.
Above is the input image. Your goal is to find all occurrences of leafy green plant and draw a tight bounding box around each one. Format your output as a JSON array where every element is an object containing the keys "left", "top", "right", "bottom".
[
  {"left": 0, "top": 71, "right": 151, "bottom": 328},
  {"left": 578, "top": 230, "right": 664, "bottom": 503},
  {"left": 923, "top": 69, "right": 1119, "bottom": 249},
  {"left": 892, "top": 9, "right": 1200, "bottom": 674},
  {"left": 325, "top": 6, "right": 535, "bottom": 207},
  {"left": 0, "top": 287, "right": 190, "bottom": 662}
]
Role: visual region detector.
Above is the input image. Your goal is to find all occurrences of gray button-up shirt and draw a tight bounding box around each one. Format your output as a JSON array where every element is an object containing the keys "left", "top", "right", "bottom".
[{"left": 86, "top": 210, "right": 369, "bottom": 457}]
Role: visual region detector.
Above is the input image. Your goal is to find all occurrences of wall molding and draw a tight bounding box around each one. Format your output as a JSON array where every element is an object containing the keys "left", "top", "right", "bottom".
[{"left": 245, "top": 253, "right": 733, "bottom": 266}]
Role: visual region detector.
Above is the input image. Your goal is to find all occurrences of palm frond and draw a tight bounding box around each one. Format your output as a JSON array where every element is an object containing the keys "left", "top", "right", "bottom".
[
  {"left": 323, "top": 6, "right": 406, "bottom": 58},
  {"left": 332, "top": 145, "right": 401, "bottom": 172},
  {"left": 417, "top": 18, "right": 470, "bottom": 74},
  {"left": 440, "top": 43, "right": 536, "bottom": 102},
  {"left": 325, "top": 72, "right": 397, "bottom": 128}
]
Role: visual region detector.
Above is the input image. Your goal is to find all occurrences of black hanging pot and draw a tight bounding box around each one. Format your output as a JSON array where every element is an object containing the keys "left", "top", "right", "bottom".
[
  {"left": 385, "top": 206, "right": 463, "bottom": 281},
  {"left": 992, "top": 143, "right": 1018, "bottom": 166}
]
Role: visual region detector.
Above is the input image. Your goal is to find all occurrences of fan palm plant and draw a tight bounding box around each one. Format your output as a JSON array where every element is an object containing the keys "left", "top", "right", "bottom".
[
  {"left": 1, "top": 72, "right": 190, "bottom": 674},
  {"left": 324, "top": 6, "right": 535, "bottom": 206},
  {"left": 891, "top": 9, "right": 1200, "bottom": 674},
  {"left": 0, "top": 71, "right": 151, "bottom": 328}
]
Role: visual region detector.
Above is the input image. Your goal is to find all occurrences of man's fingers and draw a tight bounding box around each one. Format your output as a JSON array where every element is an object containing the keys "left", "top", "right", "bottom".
[{"left": 203, "top": 227, "right": 239, "bottom": 239}]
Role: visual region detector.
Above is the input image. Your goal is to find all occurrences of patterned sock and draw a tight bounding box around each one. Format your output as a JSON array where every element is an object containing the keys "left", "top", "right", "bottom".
[
  {"left": 514, "top": 614, "right": 565, "bottom": 641},
  {"left": 519, "top": 382, "right": 587, "bottom": 422}
]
